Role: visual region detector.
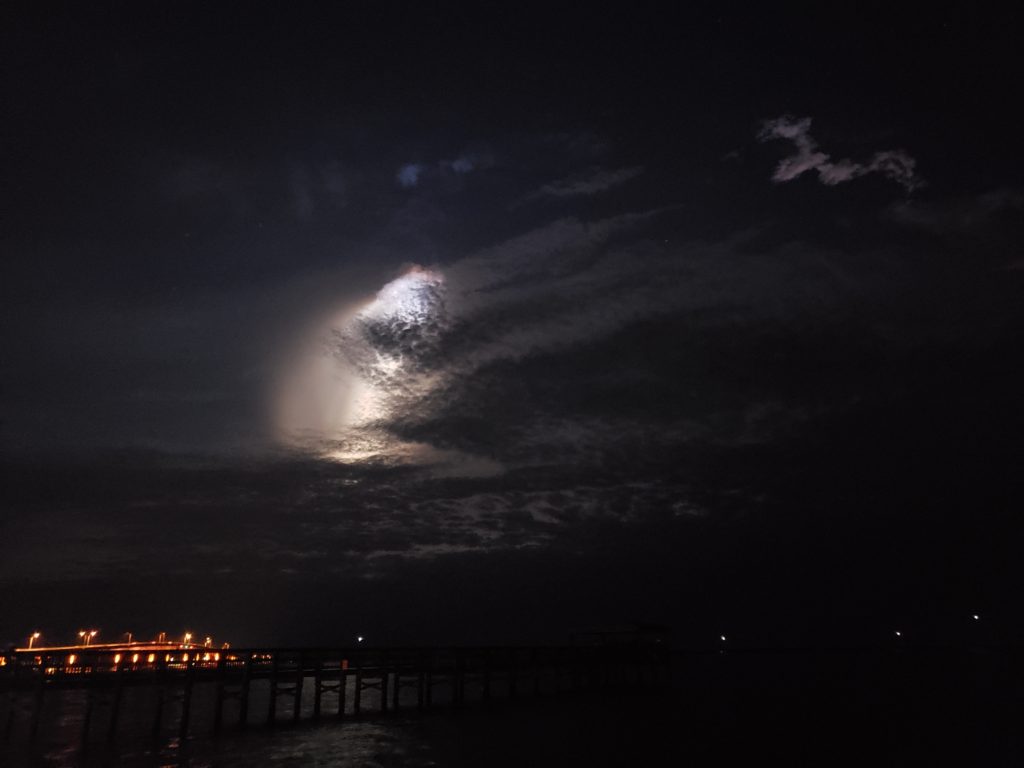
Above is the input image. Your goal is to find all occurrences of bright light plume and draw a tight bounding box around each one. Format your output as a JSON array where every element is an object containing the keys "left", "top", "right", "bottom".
[{"left": 275, "top": 265, "right": 448, "bottom": 464}]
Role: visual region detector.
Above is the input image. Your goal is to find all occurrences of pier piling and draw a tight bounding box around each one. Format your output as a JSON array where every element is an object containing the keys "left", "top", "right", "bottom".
[{"left": 0, "top": 640, "right": 669, "bottom": 746}]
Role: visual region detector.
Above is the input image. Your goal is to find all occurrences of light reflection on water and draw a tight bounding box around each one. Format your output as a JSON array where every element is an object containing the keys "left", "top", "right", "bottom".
[{"left": 11, "top": 718, "right": 437, "bottom": 768}]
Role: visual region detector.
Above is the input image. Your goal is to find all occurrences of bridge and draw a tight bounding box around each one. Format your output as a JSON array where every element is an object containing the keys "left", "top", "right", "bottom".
[{"left": 1, "top": 642, "right": 671, "bottom": 747}]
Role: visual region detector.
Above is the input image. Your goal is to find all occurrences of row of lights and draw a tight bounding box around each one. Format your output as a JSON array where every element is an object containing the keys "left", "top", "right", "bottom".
[
  {"left": 61, "top": 650, "right": 224, "bottom": 667},
  {"left": 25, "top": 630, "right": 220, "bottom": 649}
]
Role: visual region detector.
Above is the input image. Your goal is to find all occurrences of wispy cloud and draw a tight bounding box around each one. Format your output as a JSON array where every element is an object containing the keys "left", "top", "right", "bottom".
[
  {"left": 526, "top": 166, "right": 644, "bottom": 201},
  {"left": 886, "top": 187, "right": 1024, "bottom": 233},
  {"left": 445, "top": 150, "right": 494, "bottom": 174},
  {"left": 758, "top": 116, "right": 923, "bottom": 192},
  {"left": 277, "top": 204, "right": 898, "bottom": 482},
  {"left": 395, "top": 151, "right": 495, "bottom": 189}
]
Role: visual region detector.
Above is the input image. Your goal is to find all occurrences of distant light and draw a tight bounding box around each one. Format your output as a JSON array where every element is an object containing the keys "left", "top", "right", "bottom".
[
  {"left": 972, "top": 614, "right": 980, "bottom": 621},
  {"left": 113, "top": 654, "right": 121, "bottom": 664},
  {"left": 357, "top": 636, "right": 364, "bottom": 643},
  {"left": 131, "top": 654, "right": 139, "bottom": 663},
  {"left": 67, "top": 654, "right": 76, "bottom": 665},
  {"left": 147, "top": 653, "right": 156, "bottom": 663},
  {"left": 720, "top": 635, "right": 727, "bottom": 642},
  {"left": 895, "top": 631, "right": 902, "bottom": 637}
]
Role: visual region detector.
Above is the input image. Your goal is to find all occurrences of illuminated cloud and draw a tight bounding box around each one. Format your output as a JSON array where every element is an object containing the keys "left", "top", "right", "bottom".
[
  {"left": 275, "top": 266, "right": 502, "bottom": 476},
  {"left": 396, "top": 163, "right": 424, "bottom": 188},
  {"left": 274, "top": 209, "right": 839, "bottom": 476},
  {"left": 277, "top": 267, "right": 446, "bottom": 430},
  {"left": 395, "top": 152, "right": 493, "bottom": 189},
  {"left": 759, "top": 115, "right": 923, "bottom": 192}
]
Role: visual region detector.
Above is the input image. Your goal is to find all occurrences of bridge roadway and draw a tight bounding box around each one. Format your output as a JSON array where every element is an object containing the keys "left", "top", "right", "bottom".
[{"left": 1, "top": 643, "right": 671, "bottom": 745}]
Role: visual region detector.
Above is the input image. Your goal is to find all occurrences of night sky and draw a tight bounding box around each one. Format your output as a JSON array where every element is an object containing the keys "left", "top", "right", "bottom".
[{"left": 2, "top": 5, "right": 1023, "bottom": 649}]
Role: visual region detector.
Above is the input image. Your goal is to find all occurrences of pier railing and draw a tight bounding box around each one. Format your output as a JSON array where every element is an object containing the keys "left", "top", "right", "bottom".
[{"left": 1, "top": 643, "right": 671, "bottom": 746}]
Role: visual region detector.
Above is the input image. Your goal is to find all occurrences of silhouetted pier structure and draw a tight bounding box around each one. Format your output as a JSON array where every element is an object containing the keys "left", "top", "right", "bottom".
[{"left": 1, "top": 642, "right": 670, "bottom": 747}]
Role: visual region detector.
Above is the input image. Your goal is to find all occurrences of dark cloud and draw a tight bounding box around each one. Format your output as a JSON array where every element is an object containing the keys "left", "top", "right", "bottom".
[
  {"left": 532, "top": 166, "right": 644, "bottom": 198},
  {"left": 886, "top": 187, "right": 1024, "bottom": 235},
  {"left": 3, "top": 4, "right": 1024, "bottom": 648}
]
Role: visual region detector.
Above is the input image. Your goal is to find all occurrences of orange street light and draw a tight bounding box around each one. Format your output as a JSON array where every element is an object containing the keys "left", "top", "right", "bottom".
[
  {"left": 77, "top": 629, "right": 99, "bottom": 646},
  {"left": 27, "top": 632, "right": 41, "bottom": 649}
]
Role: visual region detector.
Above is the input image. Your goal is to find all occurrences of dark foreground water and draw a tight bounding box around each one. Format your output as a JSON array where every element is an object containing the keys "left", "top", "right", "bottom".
[{"left": 4, "top": 648, "right": 1023, "bottom": 766}]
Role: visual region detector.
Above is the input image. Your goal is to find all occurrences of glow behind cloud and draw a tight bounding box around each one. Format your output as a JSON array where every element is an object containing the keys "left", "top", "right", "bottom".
[{"left": 275, "top": 266, "right": 450, "bottom": 465}]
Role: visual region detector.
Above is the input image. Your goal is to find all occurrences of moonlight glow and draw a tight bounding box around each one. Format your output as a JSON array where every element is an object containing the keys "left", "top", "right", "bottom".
[{"left": 276, "top": 266, "right": 448, "bottom": 463}]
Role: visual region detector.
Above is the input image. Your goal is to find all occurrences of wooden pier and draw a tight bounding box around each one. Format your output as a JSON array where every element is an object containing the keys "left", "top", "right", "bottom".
[{"left": 0, "top": 643, "right": 670, "bottom": 747}]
